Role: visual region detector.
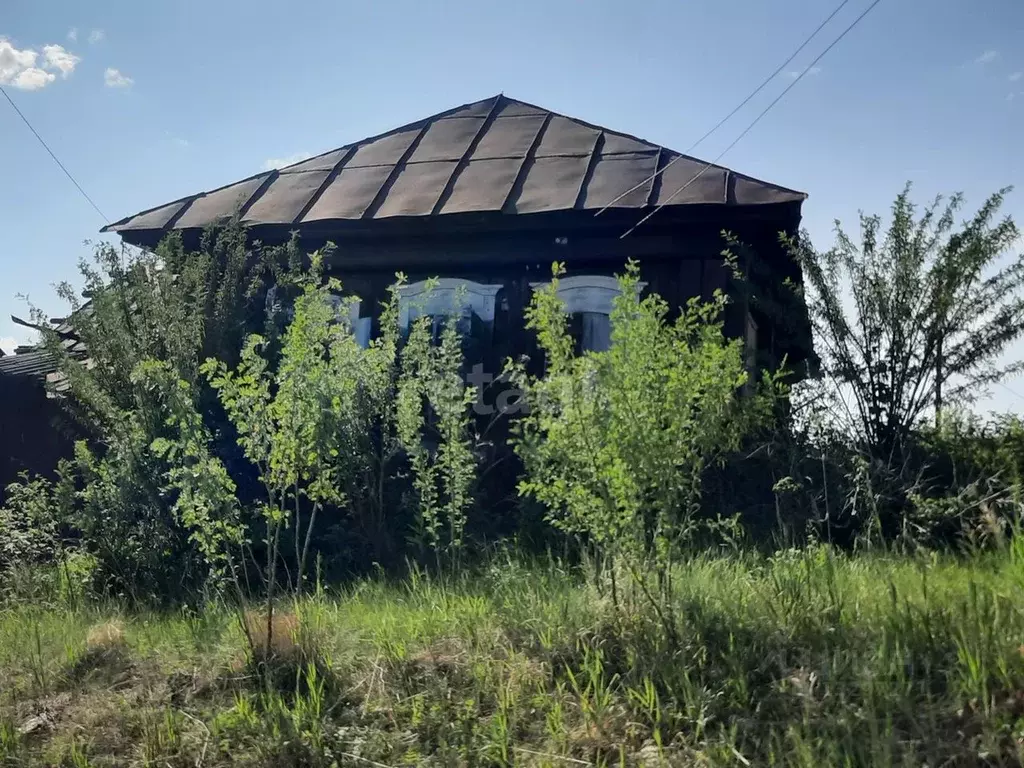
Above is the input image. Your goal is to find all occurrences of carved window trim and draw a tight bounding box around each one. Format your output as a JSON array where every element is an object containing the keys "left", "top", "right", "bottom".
[
  {"left": 397, "top": 278, "right": 504, "bottom": 330},
  {"left": 529, "top": 275, "right": 647, "bottom": 352}
]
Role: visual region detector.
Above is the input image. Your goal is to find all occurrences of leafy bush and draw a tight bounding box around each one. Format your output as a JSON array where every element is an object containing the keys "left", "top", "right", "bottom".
[
  {"left": 0, "top": 466, "right": 95, "bottom": 604},
  {"left": 24, "top": 223, "right": 303, "bottom": 600},
  {"left": 906, "top": 411, "right": 1024, "bottom": 547},
  {"left": 199, "top": 263, "right": 481, "bottom": 585},
  {"left": 396, "top": 279, "right": 478, "bottom": 567},
  {"left": 509, "top": 261, "right": 783, "bottom": 614}
]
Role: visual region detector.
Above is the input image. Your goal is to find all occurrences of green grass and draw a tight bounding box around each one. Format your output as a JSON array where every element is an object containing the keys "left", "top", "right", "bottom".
[{"left": 2, "top": 545, "right": 1024, "bottom": 766}]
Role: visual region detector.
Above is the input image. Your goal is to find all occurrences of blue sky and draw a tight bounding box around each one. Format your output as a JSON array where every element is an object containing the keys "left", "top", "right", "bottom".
[{"left": 2, "top": 0, "right": 1023, "bottom": 410}]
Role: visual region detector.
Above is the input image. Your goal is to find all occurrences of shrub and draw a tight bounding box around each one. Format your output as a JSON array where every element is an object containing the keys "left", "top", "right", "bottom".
[
  {"left": 0, "top": 465, "right": 93, "bottom": 604},
  {"left": 25, "top": 222, "right": 303, "bottom": 600},
  {"left": 509, "top": 260, "right": 783, "bottom": 616}
]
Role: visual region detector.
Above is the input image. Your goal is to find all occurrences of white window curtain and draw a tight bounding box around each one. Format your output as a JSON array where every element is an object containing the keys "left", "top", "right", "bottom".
[{"left": 529, "top": 275, "right": 646, "bottom": 353}]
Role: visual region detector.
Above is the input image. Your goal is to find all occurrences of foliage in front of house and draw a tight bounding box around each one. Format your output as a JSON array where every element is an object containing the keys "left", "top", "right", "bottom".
[
  {"left": 3, "top": 187, "right": 1024, "bottom": 764},
  {"left": 4, "top": 186, "right": 1024, "bottom": 599}
]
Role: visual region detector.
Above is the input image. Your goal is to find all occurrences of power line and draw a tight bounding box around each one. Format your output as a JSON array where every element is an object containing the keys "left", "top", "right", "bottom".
[
  {"left": 1, "top": 83, "right": 109, "bottom": 223},
  {"left": 995, "top": 380, "right": 1024, "bottom": 404},
  {"left": 595, "top": 0, "right": 855, "bottom": 218},
  {"left": 621, "top": 0, "right": 884, "bottom": 238}
]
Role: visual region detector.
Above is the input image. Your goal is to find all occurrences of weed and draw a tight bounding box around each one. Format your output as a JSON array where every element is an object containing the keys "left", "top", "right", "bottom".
[{"left": 2, "top": 548, "right": 1024, "bottom": 765}]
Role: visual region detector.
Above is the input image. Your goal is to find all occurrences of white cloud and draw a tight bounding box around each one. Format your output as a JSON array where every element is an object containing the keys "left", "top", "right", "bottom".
[
  {"left": 783, "top": 66, "right": 822, "bottom": 79},
  {"left": 1, "top": 38, "right": 80, "bottom": 90},
  {"left": 976, "top": 50, "right": 999, "bottom": 65},
  {"left": 67, "top": 28, "right": 78, "bottom": 42},
  {"left": 262, "top": 152, "right": 312, "bottom": 170},
  {"left": 104, "top": 67, "right": 133, "bottom": 88},
  {"left": 88, "top": 29, "right": 105, "bottom": 44},
  {"left": 42, "top": 44, "right": 80, "bottom": 77},
  {"left": 0, "top": 40, "right": 36, "bottom": 75},
  {"left": 0, "top": 336, "right": 20, "bottom": 355},
  {"left": 1, "top": 40, "right": 55, "bottom": 90},
  {"left": 1011, "top": 72, "right": 1023, "bottom": 82},
  {"left": 1008, "top": 92, "right": 1016, "bottom": 102},
  {"left": 9, "top": 67, "right": 55, "bottom": 90}
]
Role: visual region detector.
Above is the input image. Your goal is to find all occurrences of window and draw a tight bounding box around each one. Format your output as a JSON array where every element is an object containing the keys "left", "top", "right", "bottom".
[
  {"left": 397, "top": 278, "right": 504, "bottom": 368},
  {"left": 530, "top": 275, "right": 646, "bottom": 353},
  {"left": 326, "top": 294, "right": 372, "bottom": 348},
  {"left": 266, "top": 284, "right": 371, "bottom": 348},
  {"left": 397, "top": 278, "right": 504, "bottom": 331}
]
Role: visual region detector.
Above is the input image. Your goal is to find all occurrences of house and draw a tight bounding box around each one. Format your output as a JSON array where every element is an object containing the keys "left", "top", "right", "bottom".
[{"left": 103, "top": 95, "right": 814, "bottom": 380}]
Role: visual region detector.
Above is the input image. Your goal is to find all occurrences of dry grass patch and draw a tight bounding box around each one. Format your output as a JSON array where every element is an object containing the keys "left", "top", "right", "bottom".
[{"left": 242, "top": 610, "right": 300, "bottom": 664}]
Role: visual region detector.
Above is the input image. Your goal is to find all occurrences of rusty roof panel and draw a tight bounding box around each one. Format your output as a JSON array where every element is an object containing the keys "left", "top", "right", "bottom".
[
  {"left": 242, "top": 170, "right": 331, "bottom": 225},
  {"left": 471, "top": 115, "right": 546, "bottom": 160},
  {"left": 445, "top": 100, "right": 496, "bottom": 118},
  {"left": 107, "top": 199, "right": 192, "bottom": 231},
  {"left": 534, "top": 116, "right": 600, "bottom": 157},
  {"left": 601, "top": 133, "right": 657, "bottom": 155},
  {"left": 580, "top": 152, "right": 659, "bottom": 210},
  {"left": 347, "top": 128, "right": 419, "bottom": 168},
  {"left": 508, "top": 156, "right": 590, "bottom": 214},
  {"left": 654, "top": 154, "right": 729, "bottom": 206},
  {"left": 302, "top": 165, "right": 393, "bottom": 221},
  {"left": 375, "top": 161, "right": 458, "bottom": 218},
  {"left": 173, "top": 175, "right": 271, "bottom": 230},
  {"left": 730, "top": 173, "right": 804, "bottom": 205},
  {"left": 287, "top": 148, "right": 352, "bottom": 173},
  {"left": 440, "top": 157, "right": 522, "bottom": 214},
  {"left": 493, "top": 100, "right": 548, "bottom": 117},
  {"left": 407, "top": 118, "right": 486, "bottom": 163}
]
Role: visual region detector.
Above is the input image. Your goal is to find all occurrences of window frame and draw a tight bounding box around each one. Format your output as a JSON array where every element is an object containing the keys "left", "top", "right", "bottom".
[{"left": 529, "top": 275, "right": 647, "bottom": 353}]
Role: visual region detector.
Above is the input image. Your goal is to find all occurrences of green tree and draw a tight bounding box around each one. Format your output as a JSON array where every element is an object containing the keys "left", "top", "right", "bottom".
[
  {"left": 203, "top": 262, "right": 481, "bottom": 599},
  {"left": 788, "top": 185, "right": 1024, "bottom": 462}
]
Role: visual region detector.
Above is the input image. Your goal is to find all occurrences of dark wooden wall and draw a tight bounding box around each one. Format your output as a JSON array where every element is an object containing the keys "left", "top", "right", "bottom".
[
  {"left": 299, "top": 211, "right": 801, "bottom": 375},
  {"left": 0, "top": 376, "right": 79, "bottom": 503},
  {"left": 122, "top": 201, "right": 810, "bottom": 370}
]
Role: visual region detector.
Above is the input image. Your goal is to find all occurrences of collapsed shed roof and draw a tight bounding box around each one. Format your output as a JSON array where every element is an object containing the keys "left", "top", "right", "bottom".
[{"left": 0, "top": 349, "right": 58, "bottom": 380}]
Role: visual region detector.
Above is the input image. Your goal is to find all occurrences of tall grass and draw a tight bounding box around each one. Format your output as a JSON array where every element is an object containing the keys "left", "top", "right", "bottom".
[{"left": 2, "top": 544, "right": 1023, "bottom": 766}]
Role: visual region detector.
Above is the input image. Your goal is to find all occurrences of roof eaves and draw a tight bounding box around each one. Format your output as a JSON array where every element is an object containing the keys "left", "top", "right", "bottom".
[{"left": 100, "top": 192, "right": 199, "bottom": 233}]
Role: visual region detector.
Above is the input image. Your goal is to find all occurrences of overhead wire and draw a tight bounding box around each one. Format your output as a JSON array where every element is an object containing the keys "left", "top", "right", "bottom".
[
  {"left": 595, "top": 0, "right": 855, "bottom": 218},
  {"left": 1, "top": 83, "right": 109, "bottom": 223},
  {"left": 620, "top": 0, "right": 885, "bottom": 238},
  {"left": 994, "top": 380, "right": 1024, "bottom": 404}
]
